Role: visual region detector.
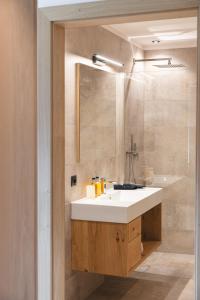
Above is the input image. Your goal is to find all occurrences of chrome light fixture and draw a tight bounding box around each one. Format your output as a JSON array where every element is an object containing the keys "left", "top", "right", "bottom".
[
  {"left": 92, "top": 54, "right": 124, "bottom": 67},
  {"left": 133, "top": 57, "right": 186, "bottom": 68}
]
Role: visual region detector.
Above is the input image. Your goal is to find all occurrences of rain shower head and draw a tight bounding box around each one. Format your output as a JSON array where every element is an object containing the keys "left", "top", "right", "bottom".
[
  {"left": 133, "top": 58, "right": 186, "bottom": 68},
  {"left": 153, "top": 60, "right": 185, "bottom": 68}
]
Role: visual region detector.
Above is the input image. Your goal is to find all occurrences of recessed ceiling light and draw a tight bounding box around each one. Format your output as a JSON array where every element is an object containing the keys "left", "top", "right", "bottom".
[{"left": 152, "top": 39, "right": 160, "bottom": 44}]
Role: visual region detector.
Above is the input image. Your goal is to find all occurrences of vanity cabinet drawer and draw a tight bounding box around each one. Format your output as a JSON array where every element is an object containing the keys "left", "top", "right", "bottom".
[
  {"left": 128, "top": 217, "right": 141, "bottom": 242},
  {"left": 127, "top": 235, "right": 141, "bottom": 272}
]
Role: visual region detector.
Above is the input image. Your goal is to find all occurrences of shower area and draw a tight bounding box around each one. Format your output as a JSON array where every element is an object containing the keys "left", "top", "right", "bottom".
[{"left": 124, "top": 47, "right": 196, "bottom": 284}]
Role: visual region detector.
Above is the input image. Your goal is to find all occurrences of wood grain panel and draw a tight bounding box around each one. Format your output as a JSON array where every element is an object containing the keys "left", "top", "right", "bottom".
[
  {"left": 61, "top": 9, "right": 197, "bottom": 28},
  {"left": 72, "top": 220, "right": 90, "bottom": 271},
  {"left": 100, "top": 222, "right": 128, "bottom": 276},
  {"left": 72, "top": 220, "right": 129, "bottom": 277},
  {"left": 76, "top": 63, "right": 80, "bottom": 162},
  {"left": 142, "top": 204, "right": 162, "bottom": 241},
  {"left": 37, "top": 10, "right": 52, "bottom": 300},
  {"left": 41, "top": 0, "right": 198, "bottom": 22},
  {"left": 128, "top": 217, "right": 141, "bottom": 242},
  {"left": 127, "top": 235, "right": 142, "bottom": 272},
  {"left": 52, "top": 24, "right": 65, "bottom": 300},
  {"left": 196, "top": 9, "right": 200, "bottom": 298},
  {"left": 72, "top": 211, "right": 162, "bottom": 277},
  {"left": 0, "top": 1, "right": 36, "bottom": 300}
]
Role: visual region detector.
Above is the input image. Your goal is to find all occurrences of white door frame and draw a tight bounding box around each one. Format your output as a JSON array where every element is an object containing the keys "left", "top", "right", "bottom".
[{"left": 37, "top": 1, "right": 200, "bottom": 300}]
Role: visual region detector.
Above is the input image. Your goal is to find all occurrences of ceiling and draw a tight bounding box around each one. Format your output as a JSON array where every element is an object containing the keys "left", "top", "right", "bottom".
[{"left": 104, "top": 17, "right": 197, "bottom": 50}]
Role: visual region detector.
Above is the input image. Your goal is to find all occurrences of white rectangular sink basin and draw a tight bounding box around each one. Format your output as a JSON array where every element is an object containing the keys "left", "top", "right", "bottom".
[{"left": 71, "top": 187, "right": 163, "bottom": 223}]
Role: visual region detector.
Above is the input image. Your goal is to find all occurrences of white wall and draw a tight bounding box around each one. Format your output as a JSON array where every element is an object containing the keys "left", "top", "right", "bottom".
[{"left": 38, "top": 0, "right": 102, "bottom": 8}]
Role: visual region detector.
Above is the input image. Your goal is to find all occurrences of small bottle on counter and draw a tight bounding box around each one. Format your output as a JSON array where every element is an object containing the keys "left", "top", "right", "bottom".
[
  {"left": 100, "top": 178, "right": 105, "bottom": 194},
  {"left": 100, "top": 177, "right": 107, "bottom": 194},
  {"left": 106, "top": 181, "right": 117, "bottom": 190},
  {"left": 86, "top": 178, "right": 96, "bottom": 199},
  {"left": 95, "top": 177, "right": 102, "bottom": 197},
  {"left": 91, "top": 177, "right": 96, "bottom": 186}
]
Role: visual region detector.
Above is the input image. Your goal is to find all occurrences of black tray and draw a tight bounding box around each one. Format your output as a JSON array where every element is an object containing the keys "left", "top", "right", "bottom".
[{"left": 113, "top": 184, "right": 144, "bottom": 190}]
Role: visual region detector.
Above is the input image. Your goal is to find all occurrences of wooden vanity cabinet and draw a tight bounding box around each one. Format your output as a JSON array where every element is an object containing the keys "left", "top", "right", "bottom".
[
  {"left": 72, "top": 217, "right": 142, "bottom": 276},
  {"left": 72, "top": 204, "right": 161, "bottom": 277}
]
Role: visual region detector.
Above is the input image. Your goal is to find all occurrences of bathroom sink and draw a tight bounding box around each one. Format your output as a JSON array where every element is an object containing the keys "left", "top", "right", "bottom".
[{"left": 71, "top": 187, "right": 163, "bottom": 223}]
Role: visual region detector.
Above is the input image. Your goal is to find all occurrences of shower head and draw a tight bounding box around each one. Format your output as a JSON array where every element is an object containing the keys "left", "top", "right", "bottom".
[
  {"left": 153, "top": 60, "right": 186, "bottom": 68},
  {"left": 133, "top": 58, "right": 186, "bottom": 68}
]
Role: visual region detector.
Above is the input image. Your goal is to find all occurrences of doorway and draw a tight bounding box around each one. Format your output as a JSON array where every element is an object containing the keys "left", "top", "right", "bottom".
[{"left": 37, "top": 2, "right": 200, "bottom": 300}]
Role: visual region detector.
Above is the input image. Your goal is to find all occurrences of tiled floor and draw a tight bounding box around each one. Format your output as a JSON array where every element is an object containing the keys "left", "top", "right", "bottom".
[{"left": 86, "top": 252, "right": 195, "bottom": 300}]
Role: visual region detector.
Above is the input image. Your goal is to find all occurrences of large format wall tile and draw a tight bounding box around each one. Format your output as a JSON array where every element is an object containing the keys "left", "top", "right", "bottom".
[{"left": 143, "top": 48, "right": 196, "bottom": 253}]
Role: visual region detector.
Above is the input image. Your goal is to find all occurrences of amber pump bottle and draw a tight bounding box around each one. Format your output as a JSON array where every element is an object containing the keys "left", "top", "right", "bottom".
[
  {"left": 100, "top": 178, "right": 106, "bottom": 194},
  {"left": 95, "top": 177, "right": 101, "bottom": 197}
]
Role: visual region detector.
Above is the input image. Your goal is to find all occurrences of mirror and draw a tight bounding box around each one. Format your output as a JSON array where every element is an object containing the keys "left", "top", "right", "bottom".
[{"left": 76, "top": 63, "right": 117, "bottom": 179}]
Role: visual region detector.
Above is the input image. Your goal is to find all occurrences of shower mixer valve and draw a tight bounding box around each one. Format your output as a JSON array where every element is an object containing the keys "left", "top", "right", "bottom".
[{"left": 126, "top": 135, "right": 139, "bottom": 159}]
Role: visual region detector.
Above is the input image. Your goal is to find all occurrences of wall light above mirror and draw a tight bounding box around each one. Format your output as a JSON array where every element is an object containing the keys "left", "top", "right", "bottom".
[{"left": 92, "top": 54, "right": 124, "bottom": 67}]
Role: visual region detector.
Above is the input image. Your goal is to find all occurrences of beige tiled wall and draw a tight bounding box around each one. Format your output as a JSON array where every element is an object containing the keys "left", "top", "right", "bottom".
[
  {"left": 65, "top": 26, "right": 143, "bottom": 300},
  {"left": 144, "top": 49, "right": 196, "bottom": 176},
  {"left": 143, "top": 48, "right": 197, "bottom": 253}
]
